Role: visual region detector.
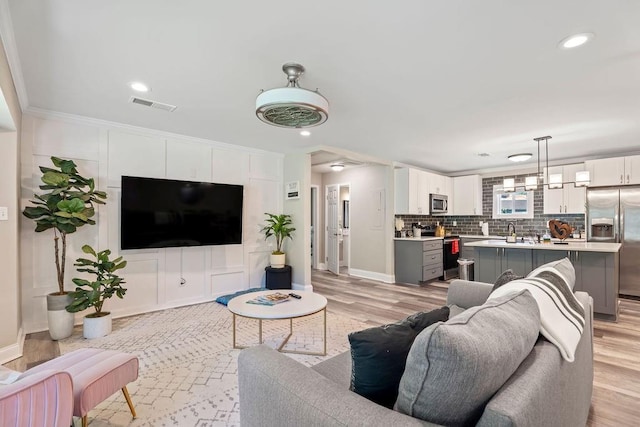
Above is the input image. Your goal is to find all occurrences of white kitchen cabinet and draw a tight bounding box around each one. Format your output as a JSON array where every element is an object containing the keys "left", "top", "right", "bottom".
[
  {"left": 624, "top": 155, "right": 640, "bottom": 185},
  {"left": 426, "top": 171, "right": 449, "bottom": 196},
  {"left": 395, "top": 167, "right": 452, "bottom": 215},
  {"left": 585, "top": 155, "right": 640, "bottom": 187},
  {"left": 543, "top": 164, "right": 586, "bottom": 214},
  {"left": 395, "top": 168, "right": 428, "bottom": 214},
  {"left": 453, "top": 175, "right": 483, "bottom": 215}
]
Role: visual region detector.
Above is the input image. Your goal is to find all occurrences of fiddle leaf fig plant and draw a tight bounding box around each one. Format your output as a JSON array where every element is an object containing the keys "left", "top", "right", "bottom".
[
  {"left": 261, "top": 213, "right": 295, "bottom": 254},
  {"left": 22, "top": 157, "right": 107, "bottom": 295},
  {"left": 65, "top": 245, "right": 127, "bottom": 318}
]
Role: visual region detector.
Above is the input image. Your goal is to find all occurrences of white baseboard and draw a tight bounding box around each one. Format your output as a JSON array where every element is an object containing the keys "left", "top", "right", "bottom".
[
  {"left": 292, "top": 282, "right": 313, "bottom": 292},
  {"left": 0, "top": 327, "right": 25, "bottom": 364},
  {"left": 317, "top": 263, "right": 327, "bottom": 270},
  {"left": 348, "top": 268, "right": 394, "bottom": 284}
]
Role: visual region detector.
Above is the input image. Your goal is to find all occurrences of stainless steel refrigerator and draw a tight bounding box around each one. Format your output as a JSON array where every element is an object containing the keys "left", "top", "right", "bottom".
[{"left": 586, "top": 187, "right": 640, "bottom": 297}]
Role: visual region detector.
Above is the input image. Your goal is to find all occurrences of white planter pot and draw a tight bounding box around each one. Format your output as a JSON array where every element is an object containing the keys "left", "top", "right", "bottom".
[
  {"left": 46, "top": 293, "right": 74, "bottom": 340},
  {"left": 83, "top": 313, "right": 112, "bottom": 339},
  {"left": 270, "top": 253, "right": 286, "bottom": 268}
]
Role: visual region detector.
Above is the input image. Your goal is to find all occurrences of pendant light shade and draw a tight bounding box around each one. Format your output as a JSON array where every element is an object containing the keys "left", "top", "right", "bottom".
[{"left": 503, "top": 178, "right": 515, "bottom": 192}]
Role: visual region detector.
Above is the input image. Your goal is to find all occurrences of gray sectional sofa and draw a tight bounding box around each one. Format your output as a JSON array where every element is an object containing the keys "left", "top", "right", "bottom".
[{"left": 238, "top": 279, "right": 594, "bottom": 426}]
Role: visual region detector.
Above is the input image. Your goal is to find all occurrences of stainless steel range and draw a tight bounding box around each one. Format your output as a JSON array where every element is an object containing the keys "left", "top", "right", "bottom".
[{"left": 417, "top": 225, "right": 460, "bottom": 280}]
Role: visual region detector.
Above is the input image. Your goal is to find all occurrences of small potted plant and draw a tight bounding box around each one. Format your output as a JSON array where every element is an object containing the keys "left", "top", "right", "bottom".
[
  {"left": 22, "top": 156, "right": 107, "bottom": 340},
  {"left": 65, "top": 245, "right": 127, "bottom": 339},
  {"left": 261, "top": 213, "right": 295, "bottom": 268}
]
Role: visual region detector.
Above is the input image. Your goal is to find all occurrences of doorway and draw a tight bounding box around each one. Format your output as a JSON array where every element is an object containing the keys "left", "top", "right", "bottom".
[{"left": 325, "top": 183, "right": 350, "bottom": 276}]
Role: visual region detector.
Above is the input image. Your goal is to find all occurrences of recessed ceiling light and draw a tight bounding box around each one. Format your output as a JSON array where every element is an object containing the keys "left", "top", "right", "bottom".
[
  {"left": 508, "top": 153, "right": 533, "bottom": 162},
  {"left": 559, "top": 33, "right": 594, "bottom": 49},
  {"left": 300, "top": 130, "right": 311, "bottom": 136},
  {"left": 477, "top": 153, "right": 490, "bottom": 157},
  {"left": 130, "top": 82, "right": 150, "bottom": 92}
]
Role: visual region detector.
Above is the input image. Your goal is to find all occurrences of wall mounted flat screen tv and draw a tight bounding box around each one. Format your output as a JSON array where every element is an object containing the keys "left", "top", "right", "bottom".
[{"left": 121, "top": 176, "right": 243, "bottom": 250}]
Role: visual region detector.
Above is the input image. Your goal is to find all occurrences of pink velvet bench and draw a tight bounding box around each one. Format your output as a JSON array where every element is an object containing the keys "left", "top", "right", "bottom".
[{"left": 26, "top": 348, "right": 139, "bottom": 427}]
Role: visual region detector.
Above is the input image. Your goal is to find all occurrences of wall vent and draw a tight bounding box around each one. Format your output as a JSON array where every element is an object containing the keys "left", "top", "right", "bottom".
[{"left": 129, "top": 96, "right": 177, "bottom": 112}]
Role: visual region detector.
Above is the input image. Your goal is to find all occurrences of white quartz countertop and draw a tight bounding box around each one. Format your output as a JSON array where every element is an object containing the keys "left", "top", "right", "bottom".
[
  {"left": 465, "top": 239, "right": 621, "bottom": 253},
  {"left": 394, "top": 237, "right": 443, "bottom": 242}
]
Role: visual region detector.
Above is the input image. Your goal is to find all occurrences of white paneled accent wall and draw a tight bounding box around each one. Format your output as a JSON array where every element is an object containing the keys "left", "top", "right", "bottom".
[{"left": 20, "top": 113, "right": 283, "bottom": 333}]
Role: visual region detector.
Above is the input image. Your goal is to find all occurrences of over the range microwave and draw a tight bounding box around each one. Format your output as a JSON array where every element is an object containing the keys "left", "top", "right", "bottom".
[{"left": 430, "top": 193, "right": 448, "bottom": 215}]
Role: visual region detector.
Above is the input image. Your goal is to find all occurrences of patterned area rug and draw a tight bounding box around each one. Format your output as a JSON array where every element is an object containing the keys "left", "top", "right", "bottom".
[{"left": 59, "top": 301, "right": 367, "bottom": 426}]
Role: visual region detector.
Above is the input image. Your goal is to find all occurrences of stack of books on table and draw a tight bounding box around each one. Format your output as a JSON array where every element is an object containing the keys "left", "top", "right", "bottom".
[{"left": 246, "top": 292, "right": 291, "bottom": 306}]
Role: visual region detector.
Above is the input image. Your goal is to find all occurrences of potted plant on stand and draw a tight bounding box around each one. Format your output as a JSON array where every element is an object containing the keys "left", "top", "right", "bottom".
[
  {"left": 22, "top": 157, "right": 107, "bottom": 340},
  {"left": 65, "top": 245, "right": 127, "bottom": 339},
  {"left": 261, "top": 213, "right": 295, "bottom": 268}
]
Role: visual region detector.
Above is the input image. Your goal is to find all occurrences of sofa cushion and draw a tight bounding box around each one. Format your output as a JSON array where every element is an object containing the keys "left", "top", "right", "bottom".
[
  {"left": 492, "top": 269, "right": 522, "bottom": 291},
  {"left": 395, "top": 290, "right": 540, "bottom": 426},
  {"left": 348, "top": 306, "right": 449, "bottom": 408},
  {"left": 489, "top": 257, "right": 584, "bottom": 362}
]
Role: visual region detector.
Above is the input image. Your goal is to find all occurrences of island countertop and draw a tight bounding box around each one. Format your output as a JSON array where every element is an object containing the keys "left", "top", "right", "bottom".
[
  {"left": 393, "top": 237, "right": 443, "bottom": 242},
  {"left": 465, "top": 239, "right": 621, "bottom": 253}
]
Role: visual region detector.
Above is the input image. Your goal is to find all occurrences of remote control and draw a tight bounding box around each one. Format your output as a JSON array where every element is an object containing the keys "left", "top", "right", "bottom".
[{"left": 289, "top": 293, "right": 302, "bottom": 299}]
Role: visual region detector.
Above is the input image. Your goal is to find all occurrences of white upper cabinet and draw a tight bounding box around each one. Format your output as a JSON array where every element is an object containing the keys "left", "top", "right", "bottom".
[
  {"left": 543, "top": 164, "right": 586, "bottom": 214},
  {"left": 585, "top": 155, "right": 640, "bottom": 187},
  {"left": 395, "top": 168, "right": 451, "bottom": 215},
  {"left": 624, "top": 155, "right": 640, "bottom": 185},
  {"left": 426, "top": 171, "right": 449, "bottom": 196},
  {"left": 395, "top": 168, "right": 420, "bottom": 214},
  {"left": 452, "top": 175, "right": 483, "bottom": 215}
]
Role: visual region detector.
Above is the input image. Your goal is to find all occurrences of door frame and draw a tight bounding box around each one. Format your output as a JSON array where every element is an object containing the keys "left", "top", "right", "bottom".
[{"left": 311, "top": 185, "right": 319, "bottom": 269}]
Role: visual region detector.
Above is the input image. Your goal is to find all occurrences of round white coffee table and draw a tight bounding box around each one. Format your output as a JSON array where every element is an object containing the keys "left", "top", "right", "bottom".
[{"left": 227, "top": 290, "right": 328, "bottom": 356}]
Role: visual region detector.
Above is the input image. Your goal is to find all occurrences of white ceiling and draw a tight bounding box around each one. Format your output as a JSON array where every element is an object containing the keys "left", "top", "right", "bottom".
[{"left": 4, "top": 0, "right": 640, "bottom": 174}]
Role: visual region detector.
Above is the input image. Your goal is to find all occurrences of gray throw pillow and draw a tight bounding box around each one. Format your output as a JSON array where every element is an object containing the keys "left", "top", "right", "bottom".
[
  {"left": 492, "top": 269, "right": 522, "bottom": 291},
  {"left": 348, "top": 306, "right": 450, "bottom": 408},
  {"left": 395, "top": 290, "right": 540, "bottom": 426}
]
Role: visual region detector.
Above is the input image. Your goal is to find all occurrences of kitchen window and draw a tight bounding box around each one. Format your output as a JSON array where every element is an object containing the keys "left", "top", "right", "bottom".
[{"left": 492, "top": 185, "right": 534, "bottom": 219}]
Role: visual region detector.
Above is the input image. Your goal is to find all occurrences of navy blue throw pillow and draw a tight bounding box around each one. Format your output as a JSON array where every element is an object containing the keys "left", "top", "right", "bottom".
[{"left": 348, "top": 306, "right": 450, "bottom": 408}]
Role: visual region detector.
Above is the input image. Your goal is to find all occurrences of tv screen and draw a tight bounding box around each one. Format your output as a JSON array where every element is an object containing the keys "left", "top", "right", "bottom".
[{"left": 121, "top": 176, "right": 243, "bottom": 249}]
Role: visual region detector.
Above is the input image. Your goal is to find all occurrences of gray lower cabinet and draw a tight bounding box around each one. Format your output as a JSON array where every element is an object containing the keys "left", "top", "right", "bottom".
[
  {"left": 395, "top": 240, "right": 443, "bottom": 285},
  {"left": 476, "top": 247, "right": 532, "bottom": 283},
  {"left": 533, "top": 250, "right": 619, "bottom": 318}
]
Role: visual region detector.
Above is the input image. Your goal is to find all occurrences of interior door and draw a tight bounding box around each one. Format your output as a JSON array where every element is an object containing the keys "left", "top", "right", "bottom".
[{"left": 326, "top": 184, "right": 340, "bottom": 275}]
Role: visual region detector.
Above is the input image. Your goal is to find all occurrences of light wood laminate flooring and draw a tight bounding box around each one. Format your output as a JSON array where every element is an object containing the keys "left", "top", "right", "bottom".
[{"left": 6, "top": 270, "right": 640, "bottom": 426}]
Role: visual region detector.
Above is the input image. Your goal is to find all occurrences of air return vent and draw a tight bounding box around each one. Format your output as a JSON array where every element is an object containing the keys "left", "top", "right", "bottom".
[{"left": 129, "top": 96, "right": 177, "bottom": 112}]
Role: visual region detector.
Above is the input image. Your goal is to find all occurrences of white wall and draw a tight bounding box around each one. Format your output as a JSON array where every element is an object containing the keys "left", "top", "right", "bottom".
[
  {"left": 20, "top": 112, "right": 283, "bottom": 333},
  {"left": 0, "top": 37, "right": 23, "bottom": 363},
  {"left": 320, "top": 164, "right": 395, "bottom": 282},
  {"left": 283, "top": 153, "right": 311, "bottom": 289}
]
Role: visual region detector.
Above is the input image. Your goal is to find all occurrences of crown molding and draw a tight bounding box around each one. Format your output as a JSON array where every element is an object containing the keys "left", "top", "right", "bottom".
[
  {"left": 0, "top": 0, "right": 29, "bottom": 110},
  {"left": 24, "top": 106, "right": 284, "bottom": 158}
]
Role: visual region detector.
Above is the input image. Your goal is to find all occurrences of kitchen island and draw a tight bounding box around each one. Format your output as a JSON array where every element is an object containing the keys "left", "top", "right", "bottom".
[{"left": 465, "top": 239, "right": 621, "bottom": 320}]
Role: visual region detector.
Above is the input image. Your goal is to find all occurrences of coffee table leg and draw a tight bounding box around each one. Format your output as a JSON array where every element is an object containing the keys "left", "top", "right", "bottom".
[
  {"left": 323, "top": 307, "right": 327, "bottom": 356},
  {"left": 278, "top": 309, "right": 327, "bottom": 356},
  {"left": 232, "top": 313, "right": 238, "bottom": 349},
  {"left": 259, "top": 319, "right": 263, "bottom": 344},
  {"left": 276, "top": 319, "right": 294, "bottom": 352}
]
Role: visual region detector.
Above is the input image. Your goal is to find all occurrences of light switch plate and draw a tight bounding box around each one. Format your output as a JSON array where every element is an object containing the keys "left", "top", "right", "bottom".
[{"left": 0, "top": 207, "right": 8, "bottom": 221}]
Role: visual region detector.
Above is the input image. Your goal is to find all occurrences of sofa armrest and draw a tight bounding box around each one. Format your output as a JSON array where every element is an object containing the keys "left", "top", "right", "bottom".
[
  {"left": 0, "top": 370, "right": 74, "bottom": 427},
  {"left": 238, "top": 345, "right": 436, "bottom": 427},
  {"left": 446, "top": 279, "right": 493, "bottom": 309}
]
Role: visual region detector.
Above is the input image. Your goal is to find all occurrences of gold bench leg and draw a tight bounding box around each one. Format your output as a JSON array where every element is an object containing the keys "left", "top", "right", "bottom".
[
  {"left": 122, "top": 386, "right": 137, "bottom": 418},
  {"left": 82, "top": 415, "right": 88, "bottom": 427}
]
